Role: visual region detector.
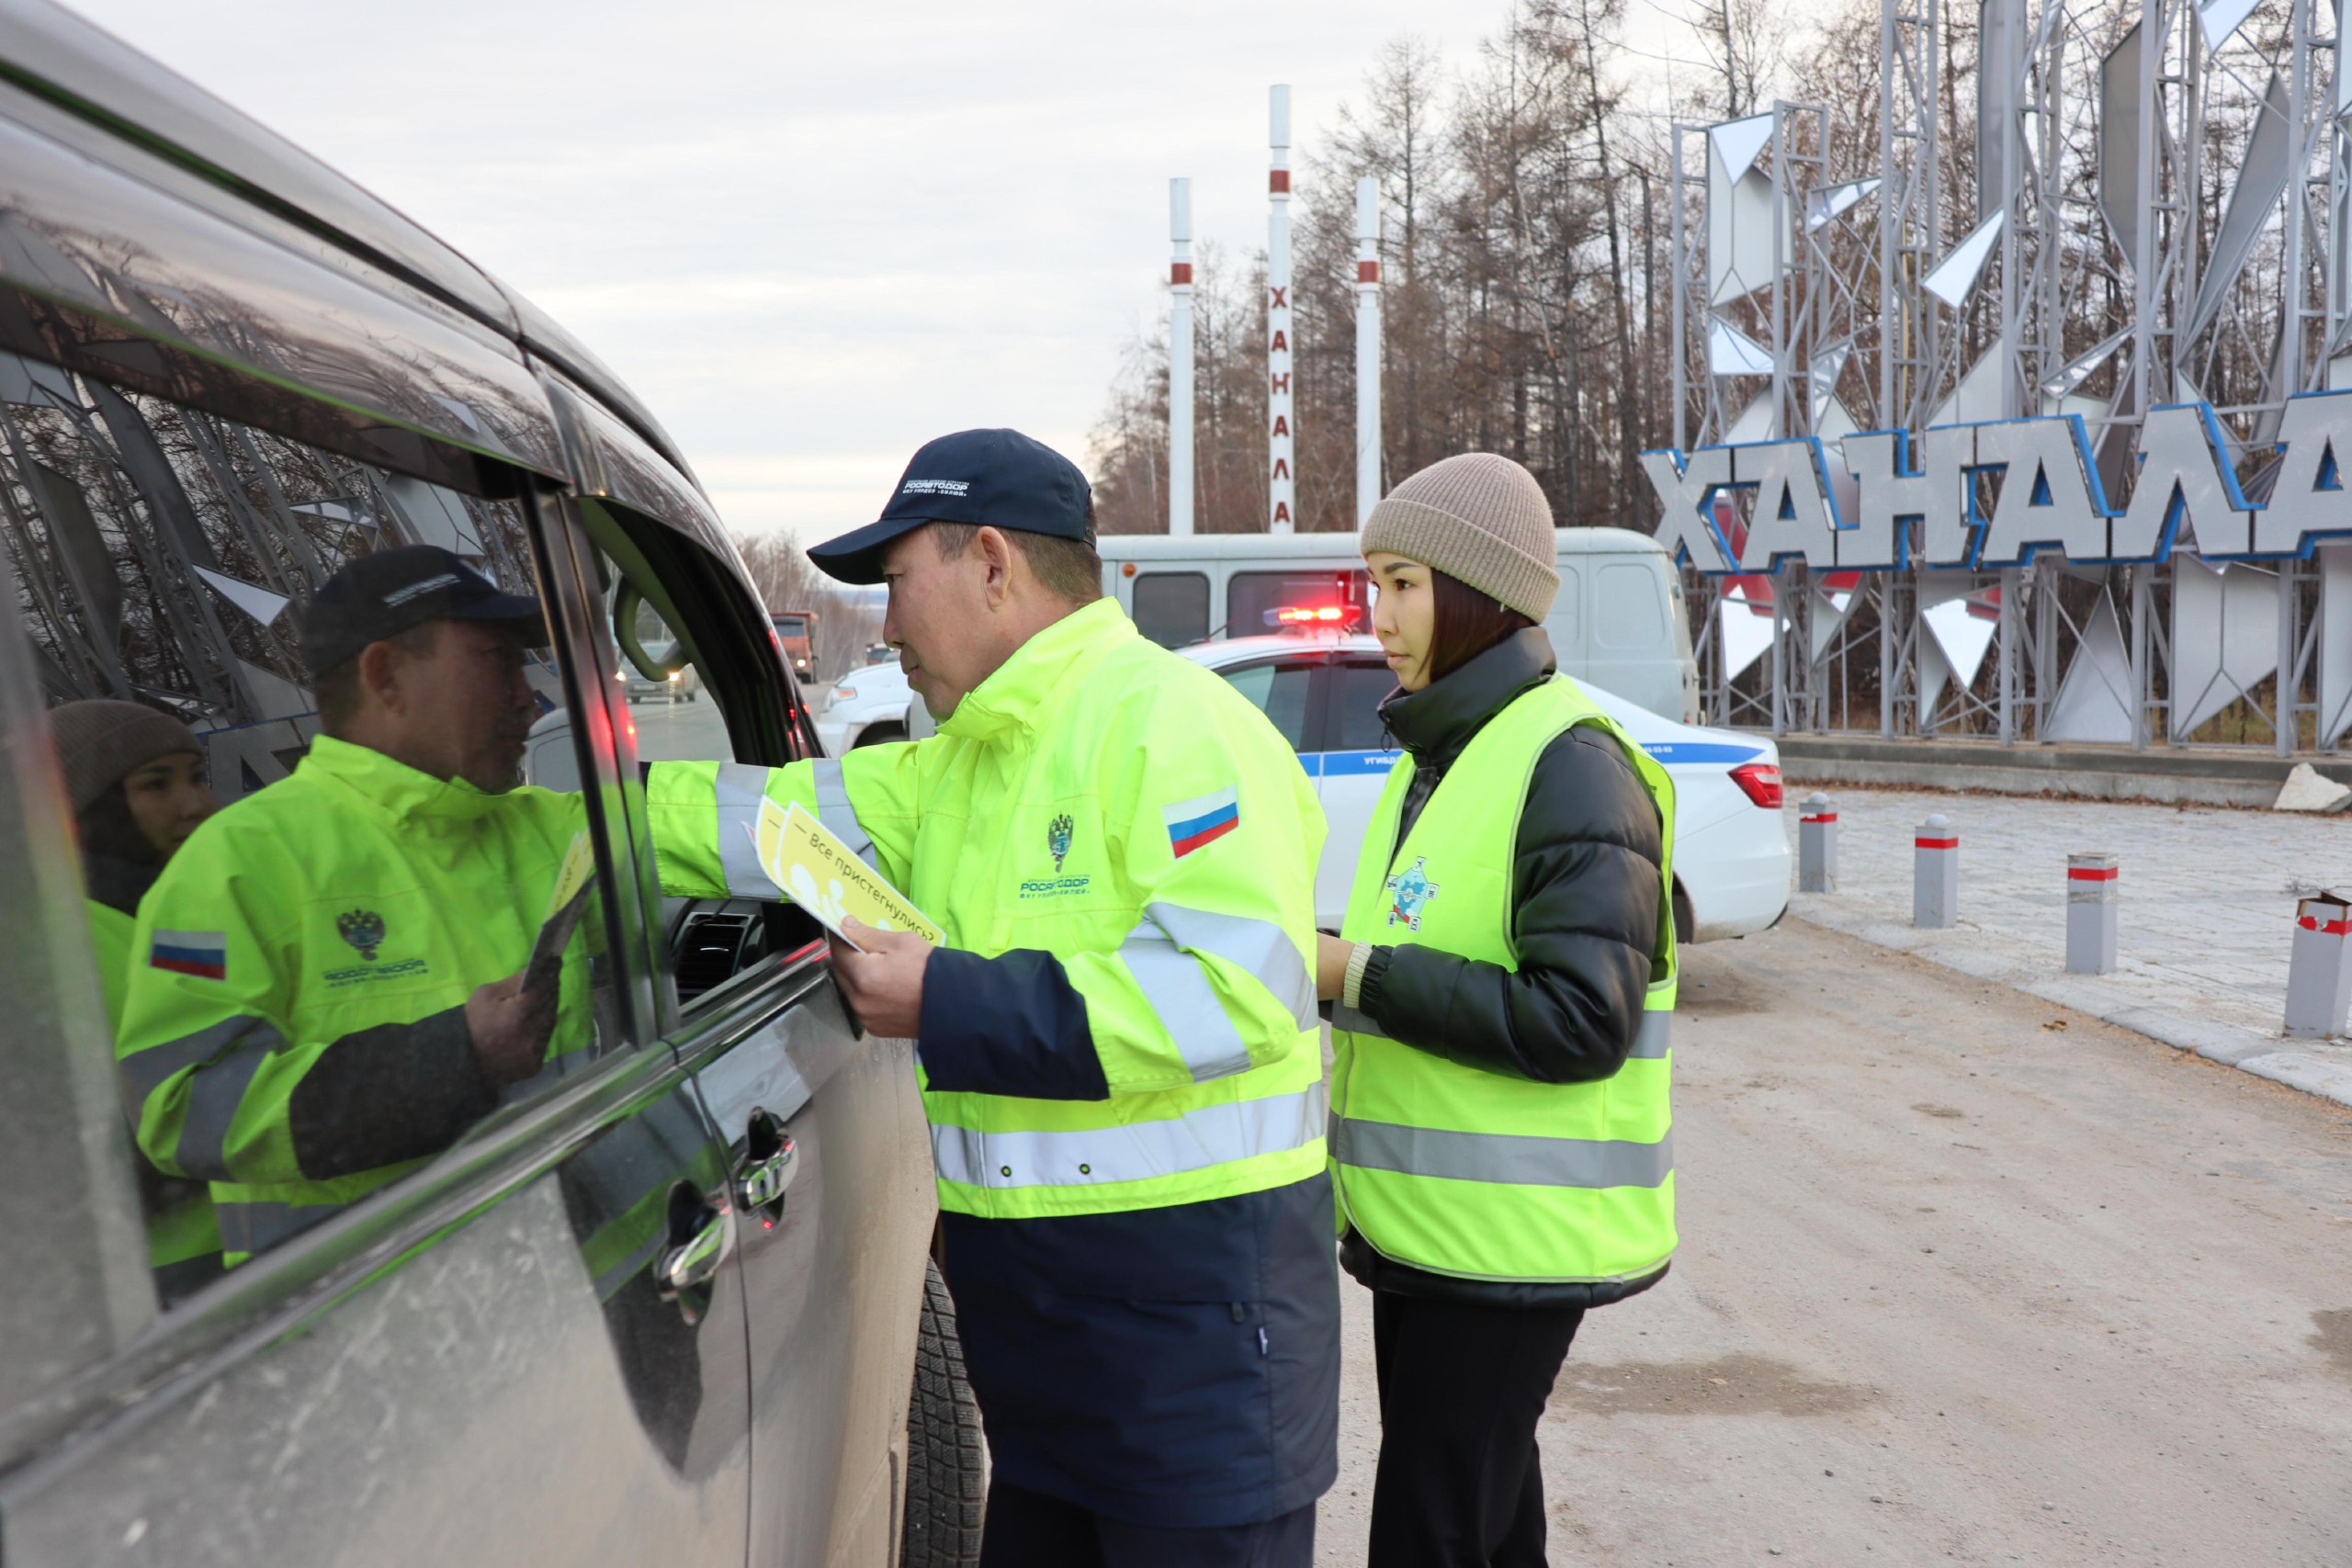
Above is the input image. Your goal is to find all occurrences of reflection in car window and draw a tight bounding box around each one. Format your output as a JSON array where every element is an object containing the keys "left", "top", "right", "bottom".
[
  {"left": 0, "top": 354, "right": 622, "bottom": 1287},
  {"left": 1330, "top": 660, "right": 1399, "bottom": 753},
  {"left": 1219, "top": 660, "right": 1315, "bottom": 752}
]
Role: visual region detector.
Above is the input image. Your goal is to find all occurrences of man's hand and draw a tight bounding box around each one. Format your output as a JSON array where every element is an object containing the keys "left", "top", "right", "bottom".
[
  {"left": 465, "top": 967, "right": 560, "bottom": 1088},
  {"left": 831, "top": 917, "right": 932, "bottom": 1038},
  {"left": 1316, "top": 933, "right": 1358, "bottom": 1002}
]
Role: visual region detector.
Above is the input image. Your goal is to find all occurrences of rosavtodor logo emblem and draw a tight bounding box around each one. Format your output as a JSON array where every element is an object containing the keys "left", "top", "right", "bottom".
[
  {"left": 1384, "top": 857, "right": 1439, "bottom": 932},
  {"left": 336, "top": 908, "right": 387, "bottom": 961},
  {"left": 1048, "top": 813, "right": 1075, "bottom": 871}
]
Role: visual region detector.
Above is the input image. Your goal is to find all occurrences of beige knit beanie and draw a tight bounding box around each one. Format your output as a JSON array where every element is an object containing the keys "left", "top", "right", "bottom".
[
  {"left": 46, "top": 700, "right": 203, "bottom": 816},
  {"left": 1360, "top": 453, "right": 1559, "bottom": 622}
]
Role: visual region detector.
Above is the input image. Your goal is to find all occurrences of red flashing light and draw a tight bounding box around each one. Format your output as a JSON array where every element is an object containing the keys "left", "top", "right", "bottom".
[
  {"left": 1728, "top": 761, "right": 1783, "bottom": 809},
  {"left": 1273, "top": 604, "right": 1346, "bottom": 626}
]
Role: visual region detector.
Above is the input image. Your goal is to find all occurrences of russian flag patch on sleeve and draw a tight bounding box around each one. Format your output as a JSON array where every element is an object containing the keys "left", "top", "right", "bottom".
[
  {"left": 1164, "top": 785, "right": 1241, "bottom": 858},
  {"left": 150, "top": 930, "right": 227, "bottom": 980}
]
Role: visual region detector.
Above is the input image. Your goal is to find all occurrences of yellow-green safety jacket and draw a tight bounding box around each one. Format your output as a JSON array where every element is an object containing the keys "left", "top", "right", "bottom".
[
  {"left": 117, "top": 736, "right": 606, "bottom": 1264},
  {"left": 91, "top": 897, "right": 223, "bottom": 1284},
  {"left": 1329, "top": 675, "right": 1679, "bottom": 1286},
  {"left": 646, "top": 597, "right": 1330, "bottom": 1221}
]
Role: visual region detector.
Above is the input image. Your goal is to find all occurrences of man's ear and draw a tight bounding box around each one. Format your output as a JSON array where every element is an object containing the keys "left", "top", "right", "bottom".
[
  {"left": 356, "top": 638, "right": 405, "bottom": 716},
  {"left": 977, "top": 525, "right": 1017, "bottom": 609}
]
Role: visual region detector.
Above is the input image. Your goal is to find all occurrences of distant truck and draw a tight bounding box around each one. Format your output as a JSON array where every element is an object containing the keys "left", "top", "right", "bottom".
[{"left": 772, "top": 609, "right": 818, "bottom": 676}]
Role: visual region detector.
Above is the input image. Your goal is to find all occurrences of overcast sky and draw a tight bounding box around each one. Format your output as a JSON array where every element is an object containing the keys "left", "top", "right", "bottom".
[{"left": 65, "top": 0, "right": 1724, "bottom": 546}]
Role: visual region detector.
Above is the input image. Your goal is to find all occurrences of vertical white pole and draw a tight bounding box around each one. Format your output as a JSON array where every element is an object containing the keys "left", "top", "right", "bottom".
[
  {"left": 1268, "top": 84, "right": 1295, "bottom": 534},
  {"left": 1169, "top": 177, "right": 1194, "bottom": 536},
  {"left": 1354, "top": 175, "right": 1382, "bottom": 526}
]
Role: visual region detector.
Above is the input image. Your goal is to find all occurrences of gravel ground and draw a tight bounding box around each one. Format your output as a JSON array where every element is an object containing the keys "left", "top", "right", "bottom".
[{"left": 1314, "top": 920, "right": 2352, "bottom": 1566}]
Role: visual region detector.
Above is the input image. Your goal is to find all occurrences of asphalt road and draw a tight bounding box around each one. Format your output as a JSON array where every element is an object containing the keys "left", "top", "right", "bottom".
[{"left": 1314, "top": 919, "right": 2352, "bottom": 1566}]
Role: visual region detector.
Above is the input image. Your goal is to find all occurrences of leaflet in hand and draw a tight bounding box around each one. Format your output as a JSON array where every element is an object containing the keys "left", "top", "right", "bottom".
[
  {"left": 526, "top": 830, "right": 597, "bottom": 986},
  {"left": 750, "top": 797, "right": 944, "bottom": 950}
]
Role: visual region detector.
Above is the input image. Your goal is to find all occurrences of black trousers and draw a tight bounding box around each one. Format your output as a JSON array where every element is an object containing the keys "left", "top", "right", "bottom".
[
  {"left": 1368, "top": 1291, "right": 1585, "bottom": 1568},
  {"left": 978, "top": 1481, "right": 1317, "bottom": 1568}
]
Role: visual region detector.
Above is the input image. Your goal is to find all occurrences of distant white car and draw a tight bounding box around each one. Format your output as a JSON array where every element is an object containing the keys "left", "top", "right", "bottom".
[
  {"left": 816, "top": 661, "right": 915, "bottom": 754},
  {"left": 1175, "top": 631, "right": 1791, "bottom": 941}
]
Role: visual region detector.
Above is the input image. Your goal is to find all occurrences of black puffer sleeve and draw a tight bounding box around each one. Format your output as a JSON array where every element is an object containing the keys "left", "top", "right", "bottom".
[{"left": 1355, "top": 725, "right": 1664, "bottom": 1083}]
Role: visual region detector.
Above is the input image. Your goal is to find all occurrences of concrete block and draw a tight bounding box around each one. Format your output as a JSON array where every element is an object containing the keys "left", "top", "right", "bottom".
[
  {"left": 2065, "top": 853, "right": 2118, "bottom": 975},
  {"left": 1799, "top": 793, "right": 1837, "bottom": 893},
  {"left": 1914, "top": 814, "right": 1958, "bottom": 929}
]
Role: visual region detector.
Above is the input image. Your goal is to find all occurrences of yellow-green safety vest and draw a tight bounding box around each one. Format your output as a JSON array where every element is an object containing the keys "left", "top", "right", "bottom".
[
  {"left": 92, "top": 897, "right": 223, "bottom": 1280},
  {"left": 647, "top": 597, "right": 1330, "bottom": 1222},
  {"left": 1329, "top": 674, "right": 1679, "bottom": 1286}
]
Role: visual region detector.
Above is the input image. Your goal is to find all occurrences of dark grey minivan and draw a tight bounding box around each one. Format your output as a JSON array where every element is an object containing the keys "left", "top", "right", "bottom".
[{"left": 0, "top": 4, "right": 978, "bottom": 1563}]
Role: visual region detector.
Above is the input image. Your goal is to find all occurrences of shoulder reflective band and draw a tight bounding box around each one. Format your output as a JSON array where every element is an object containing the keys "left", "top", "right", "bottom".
[
  {"left": 1138, "top": 902, "right": 1315, "bottom": 1032},
  {"left": 1331, "top": 1116, "right": 1672, "bottom": 1190},
  {"left": 173, "top": 1018, "right": 286, "bottom": 1181},
  {"left": 810, "top": 759, "right": 878, "bottom": 870},
  {"left": 930, "top": 1083, "right": 1325, "bottom": 1190},
  {"left": 714, "top": 762, "right": 786, "bottom": 898}
]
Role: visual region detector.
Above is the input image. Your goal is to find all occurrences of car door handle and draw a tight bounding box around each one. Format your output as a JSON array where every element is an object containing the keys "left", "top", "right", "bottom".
[
  {"left": 655, "top": 1187, "right": 734, "bottom": 1299},
  {"left": 739, "top": 1132, "right": 797, "bottom": 1212}
]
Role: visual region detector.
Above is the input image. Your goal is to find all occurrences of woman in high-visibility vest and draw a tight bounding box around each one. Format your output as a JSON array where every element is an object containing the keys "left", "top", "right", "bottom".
[
  {"left": 1314, "top": 454, "right": 1679, "bottom": 1568},
  {"left": 47, "top": 699, "right": 224, "bottom": 1302}
]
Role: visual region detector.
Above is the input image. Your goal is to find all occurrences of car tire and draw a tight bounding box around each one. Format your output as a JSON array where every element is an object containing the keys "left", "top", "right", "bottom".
[
  {"left": 900, "top": 1258, "right": 985, "bottom": 1568},
  {"left": 855, "top": 723, "right": 907, "bottom": 749}
]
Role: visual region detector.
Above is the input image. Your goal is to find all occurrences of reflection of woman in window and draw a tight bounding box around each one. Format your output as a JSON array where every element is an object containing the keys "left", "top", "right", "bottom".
[{"left": 48, "top": 700, "right": 223, "bottom": 1302}]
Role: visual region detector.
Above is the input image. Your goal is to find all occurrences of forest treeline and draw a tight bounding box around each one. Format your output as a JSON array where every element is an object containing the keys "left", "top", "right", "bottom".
[{"left": 1086, "top": 0, "right": 2301, "bottom": 536}]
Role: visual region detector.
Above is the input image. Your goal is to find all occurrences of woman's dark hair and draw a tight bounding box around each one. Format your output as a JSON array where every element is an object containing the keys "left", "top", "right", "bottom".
[
  {"left": 1425, "top": 569, "right": 1535, "bottom": 683},
  {"left": 78, "top": 781, "right": 164, "bottom": 868}
]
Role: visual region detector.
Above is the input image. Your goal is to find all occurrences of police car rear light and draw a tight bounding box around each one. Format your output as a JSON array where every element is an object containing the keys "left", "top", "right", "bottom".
[{"left": 1728, "top": 761, "right": 1783, "bottom": 809}]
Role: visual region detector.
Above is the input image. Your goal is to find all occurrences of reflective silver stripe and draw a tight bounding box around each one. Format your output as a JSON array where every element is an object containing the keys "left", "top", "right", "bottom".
[
  {"left": 1627, "top": 1008, "right": 1672, "bottom": 1060},
  {"left": 214, "top": 1198, "right": 345, "bottom": 1256},
  {"left": 1118, "top": 921, "right": 1250, "bottom": 1081},
  {"left": 931, "top": 1081, "right": 1327, "bottom": 1190},
  {"left": 175, "top": 1019, "right": 284, "bottom": 1181},
  {"left": 118, "top": 1015, "right": 257, "bottom": 1114},
  {"left": 1329, "top": 1003, "right": 1378, "bottom": 1037},
  {"left": 1142, "top": 903, "right": 1317, "bottom": 1032},
  {"left": 810, "top": 759, "right": 878, "bottom": 870},
  {"left": 713, "top": 762, "right": 785, "bottom": 898},
  {"left": 1331, "top": 1116, "right": 1672, "bottom": 1190}
]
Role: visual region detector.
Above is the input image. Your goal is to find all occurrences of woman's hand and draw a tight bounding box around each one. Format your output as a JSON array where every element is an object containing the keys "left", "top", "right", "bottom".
[{"left": 1315, "top": 932, "right": 1357, "bottom": 1001}]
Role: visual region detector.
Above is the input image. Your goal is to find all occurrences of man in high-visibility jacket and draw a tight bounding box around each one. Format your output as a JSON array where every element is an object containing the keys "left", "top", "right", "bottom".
[
  {"left": 646, "top": 429, "right": 1340, "bottom": 1565},
  {"left": 115, "top": 547, "right": 610, "bottom": 1264}
]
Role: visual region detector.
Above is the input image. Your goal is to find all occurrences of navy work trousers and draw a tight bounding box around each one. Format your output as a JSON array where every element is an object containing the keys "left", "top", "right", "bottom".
[
  {"left": 978, "top": 1481, "right": 1315, "bottom": 1568},
  {"left": 1367, "top": 1291, "right": 1585, "bottom": 1568}
]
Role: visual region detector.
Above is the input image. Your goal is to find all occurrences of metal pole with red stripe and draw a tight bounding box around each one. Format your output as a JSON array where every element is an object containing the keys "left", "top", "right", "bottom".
[
  {"left": 2285, "top": 893, "right": 2352, "bottom": 1038},
  {"left": 1169, "top": 176, "right": 1194, "bottom": 537},
  {"left": 1267, "top": 84, "right": 1294, "bottom": 535},
  {"left": 1799, "top": 792, "right": 1837, "bottom": 893},
  {"left": 2065, "top": 853, "right": 2118, "bottom": 975},
  {"left": 1913, "top": 812, "right": 1957, "bottom": 928},
  {"left": 1354, "top": 175, "right": 1382, "bottom": 525}
]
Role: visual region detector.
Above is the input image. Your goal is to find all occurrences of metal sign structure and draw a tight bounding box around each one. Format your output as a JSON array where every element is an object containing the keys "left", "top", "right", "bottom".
[{"left": 1659, "top": 0, "right": 2352, "bottom": 754}]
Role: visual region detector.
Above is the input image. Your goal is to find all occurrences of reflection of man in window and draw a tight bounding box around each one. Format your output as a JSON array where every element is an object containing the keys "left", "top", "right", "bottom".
[{"left": 117, "top": 547, "right": 592, "bottom": 1265}]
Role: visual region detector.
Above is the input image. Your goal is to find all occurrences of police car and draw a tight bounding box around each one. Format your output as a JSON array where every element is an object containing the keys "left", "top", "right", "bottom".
[{"left": 1175, "top": 626, "right": 1792, "bottom": 940}]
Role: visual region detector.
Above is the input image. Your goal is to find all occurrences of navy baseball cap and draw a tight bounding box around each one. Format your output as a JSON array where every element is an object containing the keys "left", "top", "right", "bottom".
[
  {"left": 300, "top": 545, "right": 546, "bottom": 675},
  {"left": 807, "top": 428, "right": 1092, "bottom": 584}
]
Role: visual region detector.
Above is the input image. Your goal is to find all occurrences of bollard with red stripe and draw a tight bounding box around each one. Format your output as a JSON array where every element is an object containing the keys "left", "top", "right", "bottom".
[
  {"left": 1798, "top": 792, "right": 1837, "bottom": 893},
  {"left": 2284, "top": 892, "right": 2352, "bottom": 1038},
  {"left": 2065, "top": 853, "right": 2118, "bottom": 975},
  {"left": 1913, "top": 813, "right": 1958, "bottom": 928}
]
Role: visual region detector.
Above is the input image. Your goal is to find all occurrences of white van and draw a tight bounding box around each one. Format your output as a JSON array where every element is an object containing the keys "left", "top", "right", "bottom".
[{"left": 1097, "top": 527, "right": 1701, "bottom": 723}]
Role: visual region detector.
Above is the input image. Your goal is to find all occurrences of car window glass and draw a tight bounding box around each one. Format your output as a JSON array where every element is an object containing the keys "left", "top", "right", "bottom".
[
  {"left": 1227, "top": 570, "right": 1368, "bottom": 637},
  {"left": 1131, "top": 571, "right": 1209, "bottom": 648},
  {"left": 1330, "top": 659, "right": 1401, "bottom": 752},
  {"left": 0, "top": 355, "right": 626, "bottom": 1290},
  {"left": 1218, "top": 660, "right": 1314, "bottom": 751},
  {"left": 1595, "top": 562, "right": 1663, "bottom": 649}
]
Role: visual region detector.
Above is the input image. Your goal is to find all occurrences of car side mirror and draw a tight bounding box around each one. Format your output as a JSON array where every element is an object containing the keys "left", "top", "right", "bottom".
[{"left": 614, "top": 581, "right": 687, "bottom": 682}]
